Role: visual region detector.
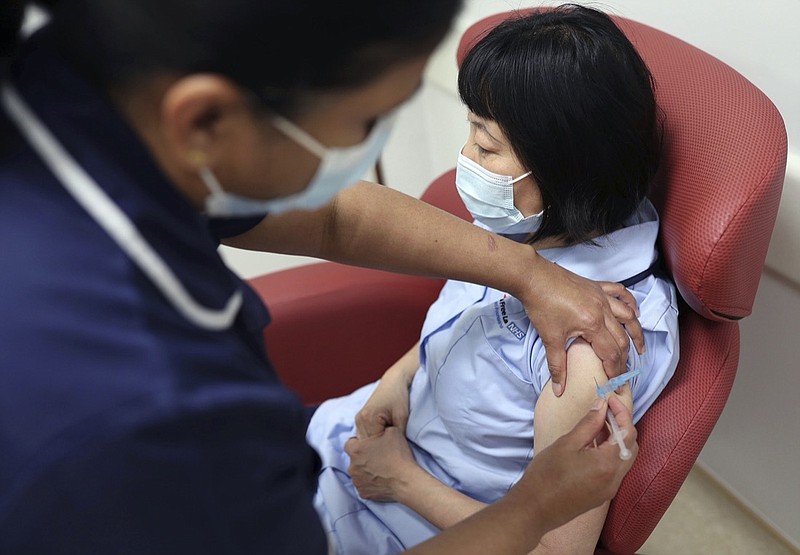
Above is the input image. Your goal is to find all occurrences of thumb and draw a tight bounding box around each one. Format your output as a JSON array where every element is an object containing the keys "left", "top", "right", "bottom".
[
  {"left": 564, "top": 398, "right": 608, "bottom": 448},
  {"left": 356, "top": 412, "right": 382, "bottom": 439},
  {"left": 344, "top": 436, "right": 359, "bottom": 457},
  {"left": 544, "top": 340, "right": 567, "bottom": 397}
]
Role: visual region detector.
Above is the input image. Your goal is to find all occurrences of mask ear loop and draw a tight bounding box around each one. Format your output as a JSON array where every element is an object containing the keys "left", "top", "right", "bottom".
[
  {"left": 190, "top": 150, "right": 225, "bottom": 196},
  {"left": 271, "top": 115, "right": 328, "bottom": 159},
  {"left": 198, "top": 167, "right": 225, "bottom": 195},
  {"left": 511, "top": 170, "right": 533, "bottom": 183}
]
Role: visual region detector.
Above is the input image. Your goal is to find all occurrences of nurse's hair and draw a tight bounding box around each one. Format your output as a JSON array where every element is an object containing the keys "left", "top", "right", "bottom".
[
  {"left": 0, "top": 0, "right": 461, "bottom": 115},
  {"left": 458, "top": 5, "right": 662, "bottom": 246}
]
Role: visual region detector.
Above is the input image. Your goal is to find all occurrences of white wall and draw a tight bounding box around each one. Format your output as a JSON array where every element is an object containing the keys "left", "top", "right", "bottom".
[{"left": 222, "top": 0, "right": 800, "bottom": 546}]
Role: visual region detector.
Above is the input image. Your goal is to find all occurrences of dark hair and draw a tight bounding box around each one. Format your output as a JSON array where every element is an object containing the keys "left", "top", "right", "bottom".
[
  {"left": 1, "top": 0, "right": 461, "bottom": 115},
  {"left": 458, "top": 5, "right": 662, "bottom": 245}
]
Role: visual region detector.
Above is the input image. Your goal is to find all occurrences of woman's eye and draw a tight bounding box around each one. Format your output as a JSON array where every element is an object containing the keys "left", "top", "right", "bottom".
[{"left": 475, "top": 143, "right": 491, "bottom": 156}]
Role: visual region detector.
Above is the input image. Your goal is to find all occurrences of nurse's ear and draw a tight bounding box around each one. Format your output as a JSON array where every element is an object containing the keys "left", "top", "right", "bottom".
[
  {"left": 160, "top": 74, "right": 254, "bottom": 169},
  {"left": 152, "top": 74, "right": 291, "bottom": 208}
]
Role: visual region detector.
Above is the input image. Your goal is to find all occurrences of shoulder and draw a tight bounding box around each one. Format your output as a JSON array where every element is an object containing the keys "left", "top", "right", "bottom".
[
  {"left": 632, "top": 274, "right": 679, "bottom": 332},
  {"left": 561, "top": 339, "right": 607, "bottom": 390}
]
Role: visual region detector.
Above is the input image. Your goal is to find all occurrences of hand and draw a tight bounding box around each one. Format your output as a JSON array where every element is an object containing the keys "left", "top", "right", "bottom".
[
  {"left": 523, "top": 259, "right": 644, "bottom": 396},
  {"left": 599, "top": 280, "right": 645, "bottom": 352},
  {"left": 355, "top": 364, "right": 413, "bottom": 439},
  {"left": 345, "top": 427, "right": 420, "bottom": 502},
  {"left": 512, "top": 396, "right": 638, "bottom": 534}
]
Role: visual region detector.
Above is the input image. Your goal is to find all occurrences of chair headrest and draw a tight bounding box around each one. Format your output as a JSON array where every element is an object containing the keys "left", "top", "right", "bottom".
[{"left": 457, "top": 10, "right": 787, "bottom": 321}]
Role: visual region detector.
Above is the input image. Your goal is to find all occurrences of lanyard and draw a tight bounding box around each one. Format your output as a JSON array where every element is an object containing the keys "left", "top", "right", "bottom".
[
  {"left": 618, "top": 257, "right": 664, "bottom": 288},
  {"left": 0, "top": 82, "right": 242, "bottom": 331}
]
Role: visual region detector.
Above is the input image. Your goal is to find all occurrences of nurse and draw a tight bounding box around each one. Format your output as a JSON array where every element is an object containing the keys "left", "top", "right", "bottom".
[{"left": 0, "top": 1, "right": 637, "bottom": 554}]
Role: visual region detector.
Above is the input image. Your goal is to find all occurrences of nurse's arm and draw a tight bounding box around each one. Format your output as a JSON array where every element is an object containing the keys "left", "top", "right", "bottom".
[
  {"left": 347, "top": 343, "right": 636, "bottom": 553},
  {"left": 404, "top": 396, "right": 637, "bottom": 555},
  {"left": 347, "top": 340, "right": 632, "bottom": 544},
  {"left": 225, "top": 181, "right": 643, "bottom": 387}
]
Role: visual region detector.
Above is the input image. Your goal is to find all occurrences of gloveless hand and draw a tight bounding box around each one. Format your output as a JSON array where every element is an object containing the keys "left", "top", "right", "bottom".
[{"left": 521, "top": 258, "right": 645, "bottom": 396}]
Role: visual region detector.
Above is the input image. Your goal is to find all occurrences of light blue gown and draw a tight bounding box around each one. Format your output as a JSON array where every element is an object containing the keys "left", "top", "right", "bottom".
[{"left": 307, "top": 200, "right": 680, "bottom": 555}]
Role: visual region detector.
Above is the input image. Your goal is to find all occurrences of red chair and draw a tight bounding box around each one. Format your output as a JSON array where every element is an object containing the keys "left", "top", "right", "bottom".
[{"left": 249, "top": 9, "right": 786, "bottom": 554}]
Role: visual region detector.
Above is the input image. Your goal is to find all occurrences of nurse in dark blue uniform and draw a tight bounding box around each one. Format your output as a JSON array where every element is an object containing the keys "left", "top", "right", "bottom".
[{"left": 0, "top": 2, "right": 641, "bottom": 554}]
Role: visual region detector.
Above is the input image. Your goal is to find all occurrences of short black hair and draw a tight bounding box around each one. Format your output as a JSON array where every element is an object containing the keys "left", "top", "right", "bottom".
[{"left": 458, "top": 5, "right": 662, "bottom": 245}]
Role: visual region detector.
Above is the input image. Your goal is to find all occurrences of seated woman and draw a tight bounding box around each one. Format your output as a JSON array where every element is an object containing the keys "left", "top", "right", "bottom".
[{"left": 306, "top": 5, "right": 679, "bottom": 554}]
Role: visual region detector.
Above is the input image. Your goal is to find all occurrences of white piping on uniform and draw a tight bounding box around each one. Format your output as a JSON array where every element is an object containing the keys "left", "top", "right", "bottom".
[{"left": 1, "top": 83, "right": 242, "bottom": 331}]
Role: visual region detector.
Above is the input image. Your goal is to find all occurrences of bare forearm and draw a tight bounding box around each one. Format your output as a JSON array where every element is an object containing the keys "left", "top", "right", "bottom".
[
  {"left": 384, "top": 340, "right": 421, "bottom": 386},
  {"left": 226, "top": 181, "right": 543, "bottom": 299},
  {"left": 228, "top": 181, "right": 645, "bottom": 382},
  {"left": 326, "top": 183, "right": 542, "bottom": 294},
  {"left": 395, "top": 466, "right": 487, "bottom": 530},
  {"left": 405, "top": 480, "right": 546, "bottom": 555}
]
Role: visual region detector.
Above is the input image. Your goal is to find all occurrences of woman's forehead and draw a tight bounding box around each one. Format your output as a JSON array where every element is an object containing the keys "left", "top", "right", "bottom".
[{"left": 468, "top": 113, "right": 507, "bottom": 144}]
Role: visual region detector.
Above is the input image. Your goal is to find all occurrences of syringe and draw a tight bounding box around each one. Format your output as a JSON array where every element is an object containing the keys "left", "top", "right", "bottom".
[
  {"left": 606, "top": 408, "right": 632, "bottom": 460},
  {"left": 595, "top": 368, "right": 641, "bottom": 399},
  {"left": 595, "top": 368, "right": 640, "bottom": 460}
]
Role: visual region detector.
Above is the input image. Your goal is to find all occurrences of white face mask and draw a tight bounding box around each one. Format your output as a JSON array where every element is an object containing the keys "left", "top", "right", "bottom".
[
  {"left": 455, "top": 149, "right": 543, "bottom": 234},
  {"left": 201, "top": 111, "right": 397, "bottom": 217}
]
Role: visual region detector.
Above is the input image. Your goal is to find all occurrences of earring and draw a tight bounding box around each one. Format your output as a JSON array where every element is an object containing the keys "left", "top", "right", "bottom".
[{"left": 188, "top": 150, "right": 208, "bottom": 169}]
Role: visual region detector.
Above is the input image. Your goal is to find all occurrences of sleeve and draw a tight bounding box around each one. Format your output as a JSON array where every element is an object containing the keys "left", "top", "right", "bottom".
[
  {"left": 1, "top": 402, "right": 328, "bottom": 555},
  {"left": 206, "top": 215, "right": 267, "bottom": 241}
]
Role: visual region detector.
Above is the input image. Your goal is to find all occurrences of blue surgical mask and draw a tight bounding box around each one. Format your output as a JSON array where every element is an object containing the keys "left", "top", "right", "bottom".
[
  {"left": 455, "top": 149, "right": 543, "bottom": 234},
  {"left": 201, "top": 111, "right": 397, "bottom": 217}
]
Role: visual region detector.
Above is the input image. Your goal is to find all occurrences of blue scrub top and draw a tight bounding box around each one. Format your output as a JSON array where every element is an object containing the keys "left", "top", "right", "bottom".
[{"left": 0, "top": 28, "right": 326, "bottom": 554}]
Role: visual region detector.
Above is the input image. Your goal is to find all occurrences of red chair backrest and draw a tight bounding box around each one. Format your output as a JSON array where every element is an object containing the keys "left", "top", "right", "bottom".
[{"left": 453, "top": 9, "right": 786, "bottom": 553}]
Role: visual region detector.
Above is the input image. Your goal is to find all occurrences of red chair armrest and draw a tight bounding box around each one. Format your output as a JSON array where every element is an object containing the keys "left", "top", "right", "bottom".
[{"left": 249, "top": 262, "right": 444, "bottom": 404}]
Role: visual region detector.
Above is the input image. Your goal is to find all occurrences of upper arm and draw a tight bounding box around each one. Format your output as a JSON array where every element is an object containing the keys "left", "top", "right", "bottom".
[
  {"left": 530, "top": 340, "right": 633, "bottom": 554},
  {"left": 534, "top": 339, "right": 633, "bottom": 449}
]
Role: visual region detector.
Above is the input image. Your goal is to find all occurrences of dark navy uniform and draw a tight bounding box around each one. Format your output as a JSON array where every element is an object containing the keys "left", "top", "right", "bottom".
[{"left": 0, "top": 27, "right": 326, "bottom": 554}]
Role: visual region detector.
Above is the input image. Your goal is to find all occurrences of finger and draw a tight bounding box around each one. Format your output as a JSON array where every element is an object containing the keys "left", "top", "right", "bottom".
[
  {"left": 543, "top": 338, "right": 567, "bottom": 397},
  {"left": 603, "top": 284, "right": 646, "bottom": 355},
  {"left": 606, "top": 295, "right": 645, "bottom": 356},
  {"left": 344, "top": 436, "right": 359, "bottom": 457},
  {"left": 354, "top": 412, "right": 370, "bottom": 439},
  {"left": 600, "top": 282, "right": 640, "bottom": 317},
  {"left": 356, "top": 412, "right": 387, "bottom": 439},
  {"left": 606, "top": 311, "right": 631, "bottom": 382},
  {"left": 564, "top": 397, "right": 609, "bottom": 448},
  {"left": 588, "top": 322, "right": 625, "bottom": 380},
  {"left": 605, "top": 294, "right": 635, "bottom": 326},
  {"left": 625, "top": 313, "right": 645, "bottom": 355},
  {"left": 354, "top": 412, "right": 367, "bottom": 439},
  {"left": 606, "top": 396, "right": 637, "bottom": 448},
  {"left": 607, "top": 309, "right": 631, "bottom": 357},
  {"left": 609, "top": 298, "right": 640, "bottom": 344}
]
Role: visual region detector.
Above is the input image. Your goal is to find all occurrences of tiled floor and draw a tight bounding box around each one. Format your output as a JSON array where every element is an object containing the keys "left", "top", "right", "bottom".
[{"left": 639, "top": 466, "right": 797, "bottom": 554}]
